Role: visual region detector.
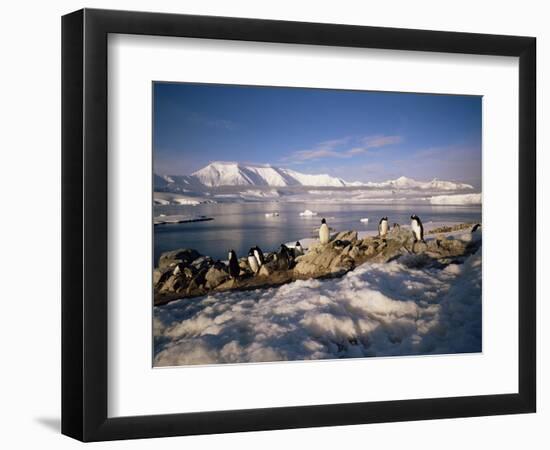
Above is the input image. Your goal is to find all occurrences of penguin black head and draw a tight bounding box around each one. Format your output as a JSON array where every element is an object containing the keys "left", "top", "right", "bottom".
[
  {"left": 321, "top": 218, "right": 326, "bottom": 224},
  {"left": 296, "top": 241, "right": 301, "bottom": 246},
  {"left": 280, "top": 244, "right": 291, "bottom": 256},
  {"left": 228, "top": 249, "right": 236, "bottom": 259},
  {"left": 248, "top": 248, "right": 255, "bottom": 256}
]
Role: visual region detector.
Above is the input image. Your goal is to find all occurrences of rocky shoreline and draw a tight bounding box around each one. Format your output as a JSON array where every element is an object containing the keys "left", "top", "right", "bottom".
[{"left": 153, "top": 222, "right": 481, "bottom": 306}]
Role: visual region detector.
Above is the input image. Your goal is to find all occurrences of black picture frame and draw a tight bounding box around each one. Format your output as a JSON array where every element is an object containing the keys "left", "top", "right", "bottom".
[{"left": 62, "top": 8, "right": 536, "bottom": 442}]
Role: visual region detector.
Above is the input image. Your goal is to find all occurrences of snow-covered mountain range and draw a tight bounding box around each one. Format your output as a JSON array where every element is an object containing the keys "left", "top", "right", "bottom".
[
  {"left": 192, "top": 161, "right": 350, "bottom": 187},
  {"left": 156, "top": 161, "right": 474, "bottom": 191},
  {"left": 364, "top": 175, "right": 473, "bottom": 191}
]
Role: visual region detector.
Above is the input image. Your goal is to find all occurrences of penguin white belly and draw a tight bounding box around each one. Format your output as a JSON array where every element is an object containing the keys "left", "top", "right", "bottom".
[
  {"left": 253, "top": 249, "right": 263, "bottom": 266},
  {"left": 411, "top": 221, "right": 421, "bottom": 240},
  {"left": 379, "top": 221, "right": 388, "bottom": 236},
  {"left": 248, "top": 255, "right": 260, "bottom": 273},
  {"left": 319, "top": 223, "right": 330, "bottom": 244}
]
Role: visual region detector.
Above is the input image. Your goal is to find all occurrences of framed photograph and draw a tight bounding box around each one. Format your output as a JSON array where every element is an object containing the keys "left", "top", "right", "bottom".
[{"left": 62, "top": 8, "right": 536, "bottom": 441}]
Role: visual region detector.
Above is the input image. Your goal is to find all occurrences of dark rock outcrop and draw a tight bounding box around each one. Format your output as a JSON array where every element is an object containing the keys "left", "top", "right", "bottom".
[
  {"left": 158, "top": 248, "right": 201, "bottom": 269},
  {"left": 154, "top": 224, "right": 481, "bottom": 306},
  {"left": 205, "top": 263, "right": 230, "bottom": 289}
]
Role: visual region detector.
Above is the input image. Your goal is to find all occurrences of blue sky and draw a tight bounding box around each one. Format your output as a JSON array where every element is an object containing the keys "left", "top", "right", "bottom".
[{"left": 153, "top": 83, "right": 482, "bottom": 188}]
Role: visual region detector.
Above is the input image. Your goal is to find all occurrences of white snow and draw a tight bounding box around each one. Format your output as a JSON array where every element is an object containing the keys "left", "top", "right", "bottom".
[
  {"left": 153, "top": 192, "right": 212, "bottom": 206},
  {"left": 191, "top": 163, "right": 473, "bottom": 190},
  {"left": 282, "top": 168, "right": 348, "bottom": 187},
  {"left": 430, "top": 193, "right": 482, "bottom": 205},
  {"left": 238, "top": 189, "right": 280, "bottom": 200},
  {"left": 365, "top": 176, "right": 473, "bottom": 191},
  {"left": 155, "top": 162, "right": 476, "bottom": 204},
  {"left": 154, "top": 245, "right": 482, "bottom": 366},
  {"left": 192, "top": 161, "right": 356, "bottom": 187},
  {"left": 299, "top": 209, "right": 318, "bottom": 217},
  {"left": 154, "top": 162, "right": 478, "bottom": 206}
]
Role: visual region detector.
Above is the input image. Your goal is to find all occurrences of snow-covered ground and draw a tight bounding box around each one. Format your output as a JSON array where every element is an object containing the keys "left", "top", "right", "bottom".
[{"left": 154, "top": 233, "right": 481, "bottom": 367}]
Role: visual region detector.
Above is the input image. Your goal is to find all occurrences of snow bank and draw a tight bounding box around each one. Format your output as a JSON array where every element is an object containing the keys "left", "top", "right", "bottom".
[
  {"left": 239, "top": 189, "right": 280, "bottom": 200},
  {"left": 154, "top": 247, "right": 481, "bottom": 366},
  {"left": 430, "top": 193, "right": 481, "bottom": 205},
  {"left": 153, "top": 191, "right": 211, "bottom": 206}
]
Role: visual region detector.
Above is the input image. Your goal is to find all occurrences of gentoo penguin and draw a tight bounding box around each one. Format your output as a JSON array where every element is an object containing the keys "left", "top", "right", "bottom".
[
  {"left": 378, "top": 217, "right": 389, "bottom": 238},
  {"left": 319, "top": 218, "right": 330, "bottom": 244},
  {"left": 228, "top": 249, "right": 240, "bottom": 279},
  {"left": 278, "top": 244, "right": 293, "bottom": 270},
  {"left": 410, "top": 215, "right": 424, "bottom": 242},
  {"left": 471, "top": 223, "right": 482, "bottom": 233},
  {"left": 247, "top": 248, "right": 260, "bottom": 274},
  {"left": 252, "top": 245, "right": 265, "bottom": 267},
  {"left": 294, "top": 241, "right": 304, "bottom": 257}
]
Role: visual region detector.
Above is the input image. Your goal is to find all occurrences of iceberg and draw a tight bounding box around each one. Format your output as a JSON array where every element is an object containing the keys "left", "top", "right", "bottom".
[{"left": 299, "top": 209, "right": 318, "bottom": 217}]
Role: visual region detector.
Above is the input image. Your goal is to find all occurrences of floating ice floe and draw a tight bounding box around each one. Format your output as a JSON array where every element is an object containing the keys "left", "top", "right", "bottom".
[
  {"left": 299, "top": 209, "right": 318, "bottom": 217},
  {"left": 265, "top": 212, "right": 280, "bottom": 217},
  {"left": 360, "top": 218, "right": 369, "bottom": 223}
]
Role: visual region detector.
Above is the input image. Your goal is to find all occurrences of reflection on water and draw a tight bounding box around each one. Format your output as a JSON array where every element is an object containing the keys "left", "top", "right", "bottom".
[{"left": 153, "top": 202, "right": 481, "bottom": 264}]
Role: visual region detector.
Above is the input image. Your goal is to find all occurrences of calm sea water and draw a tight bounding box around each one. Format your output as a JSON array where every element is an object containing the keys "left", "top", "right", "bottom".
[{"left": 153, "top": 202, "right": 481, "bottom": 264}]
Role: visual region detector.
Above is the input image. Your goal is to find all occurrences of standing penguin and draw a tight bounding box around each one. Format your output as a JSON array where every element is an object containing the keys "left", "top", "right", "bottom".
[
  {"left": 378, "top": 217, "right": 389, "bottom": 238},
  {"left": 294, "top": 241, "right": 304, "bottom": 257},
  {"left": 278, "top": 244, "right": 293, "bottom": 270},
  {"left": 319, "top": 218, "right": 330, "bottom": 244},
  {"left": 247, "top": 248, "right": 260, "bottom": 274},
  {"left": 252, "top": 245, "right": 265, "bottom": 267},
  {"left": 228, "top": 249, "right": 240, "bottom": 279},
  {"left": 410, "top": 215, "right": 424, "bottom": 242}
]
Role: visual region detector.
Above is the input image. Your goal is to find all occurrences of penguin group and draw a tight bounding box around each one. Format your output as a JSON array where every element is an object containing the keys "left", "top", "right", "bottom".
[
  {"left": 374, "top": 215, "right": 425, "bottom": 242},
  {"left": 227, "top": 214, "right": 432, "bottom": 278},
  {"left": 226, "top": 240, "right": 306, "bottom": 279}
]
